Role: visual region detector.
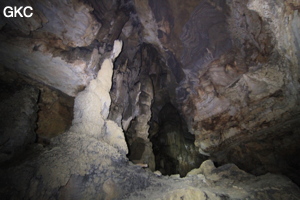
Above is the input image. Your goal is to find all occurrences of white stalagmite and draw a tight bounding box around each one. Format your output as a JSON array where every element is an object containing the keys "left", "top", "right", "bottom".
[{"left": 71, "top": 40, "right": 127, "bottom": 154}]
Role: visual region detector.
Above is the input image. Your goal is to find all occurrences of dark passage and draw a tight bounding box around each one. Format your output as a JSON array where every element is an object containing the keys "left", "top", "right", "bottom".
[{"left": 150, "top": 103, "right": 206, "bottom": 176}]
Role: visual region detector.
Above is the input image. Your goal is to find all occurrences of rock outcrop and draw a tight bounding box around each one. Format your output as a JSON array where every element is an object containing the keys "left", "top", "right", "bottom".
[{"left": 0, "top": 0, "right": 101, "bottom": 96}]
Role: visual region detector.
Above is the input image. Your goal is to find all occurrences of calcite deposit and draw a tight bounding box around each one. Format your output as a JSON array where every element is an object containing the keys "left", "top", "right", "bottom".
[
  {"left": 1, "top": 40, "right": 299, "bottom": 200},
  {"left": 0, "top": 0, "right": 300, "bottom": 199}
]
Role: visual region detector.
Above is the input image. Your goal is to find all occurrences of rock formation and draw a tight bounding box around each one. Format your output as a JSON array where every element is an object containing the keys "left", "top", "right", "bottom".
[{"left": 0, "top": 0, "right": 300, "bottom": 199}]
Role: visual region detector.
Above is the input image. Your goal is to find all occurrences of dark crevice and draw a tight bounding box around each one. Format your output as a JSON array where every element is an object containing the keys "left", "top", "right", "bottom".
[{"left": 150, "top": 103, "right": 207, "bottom": 176}]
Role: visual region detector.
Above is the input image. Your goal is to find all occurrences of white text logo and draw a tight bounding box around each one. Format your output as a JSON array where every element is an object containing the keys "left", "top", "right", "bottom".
[{"left": 3, "top": 6, "right": 33, "bottom": 18}]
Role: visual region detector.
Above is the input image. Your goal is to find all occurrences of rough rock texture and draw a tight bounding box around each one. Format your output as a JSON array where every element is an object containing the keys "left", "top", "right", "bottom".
[
  {"left": 71, "top": 40, "right": 122, "bottom": 140},
  {"left": 106, "top": 0, "right": 300, "bottom": 181},
  {"left": 184, "top": 0, "right": 300, "bottom": 184},
  {"left": 1, "top": 41, "right": 300, "bottom": 200},
  {"left": 127, "top": 0, "right": 299, "bottom": 144},
  {"left": 103, "top": 120, "right": 128, "bottom": 155},
  {"left": 151, "top": 103, "right": 206, "bottom": 176},
  {"left": 36, "top": 87, "right": 74, "bottom": 139},
  {"left": 125, "top": 160, "right": 300, "bottom": 200},
  {"left": 0, "top": 34, "right": 100, "bottom": 96},
  {"left": 0, "top": 0, "right": 101, "bottom": 96},
  {"left": 1, "top": 0, "right": 300, "bottom": 198},
  {"left": 116, "top": 0, "right": 300, "bottom": 181},
  {"left": 0, "top": 0, "right": 100, "bottom": 45},
  {"left": 180, "top": 1, "right": 231, "bottom": 70},
  {"left": 0, "top": 84, "right": 39, "bottom": 162},
  {"left": 109, "top": 45, "right": 163, "bottom": 171},
  {"left": 0, "top": 65, "right": 74, "bottom": 143}
]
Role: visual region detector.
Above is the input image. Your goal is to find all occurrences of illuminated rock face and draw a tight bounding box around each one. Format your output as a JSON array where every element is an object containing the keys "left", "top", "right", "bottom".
[
  {"left": 0, "top": 39, "right": 299, "bottom": 200},
  {"left": 0, "top": 0, "right": 101, "bottom": 96},
  {"left": 107, "top": 0, "right": 300, "bottom": 183},
  {"left": 0, "top": 0, "right": 300, "bottom": 198}
]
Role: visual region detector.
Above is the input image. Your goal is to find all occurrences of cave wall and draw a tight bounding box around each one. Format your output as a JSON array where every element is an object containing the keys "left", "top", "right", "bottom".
[
  {"left": 36, "top": 86, "right": 74, "bottom": 139},
  {"left": 109, "top": 44, "right": 170, "bottom": 171},
  {"left": 0, "top": 0, "right": 102, "bottom": 96},
  {"left": 0, "top": 0, "right": 300, "bottom": 198},
  {"left": 0, "top": 66, "right": 74, "bottom": 145},
  {"left": 106, "top": 0, "right": 300, "bottom": 183},
  {"left": 1, "top": 39, "right": 300, "bottom": 200},
  {"left": 138, "top": 0, "right": 300, "bottom": 157}
]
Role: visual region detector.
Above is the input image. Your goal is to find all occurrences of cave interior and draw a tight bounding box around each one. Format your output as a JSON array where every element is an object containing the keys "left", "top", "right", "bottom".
[{"left": 0, "top": 0, "right": 300, "bottom": 199}]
